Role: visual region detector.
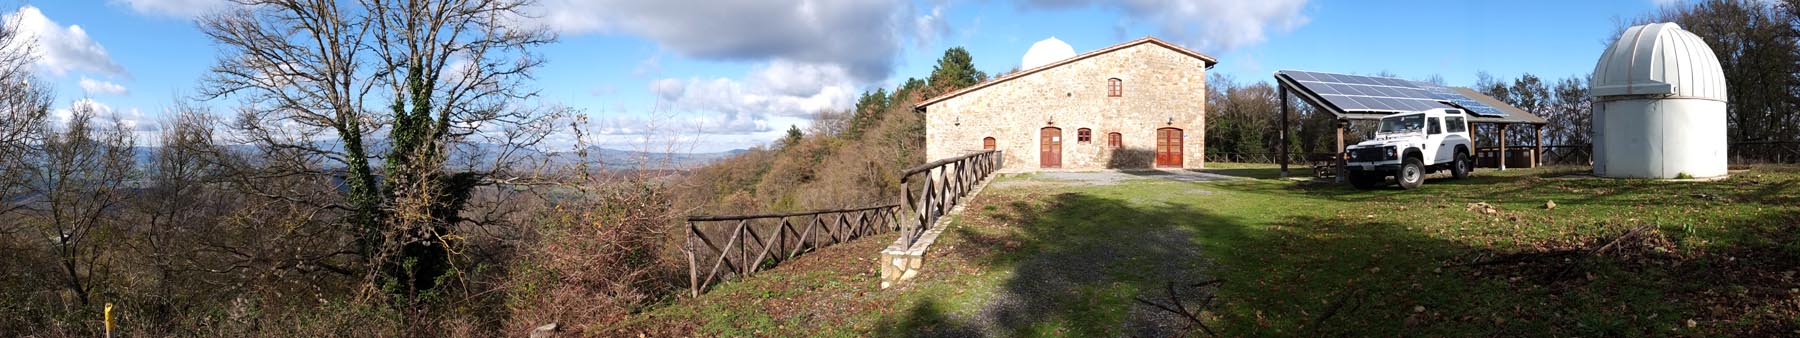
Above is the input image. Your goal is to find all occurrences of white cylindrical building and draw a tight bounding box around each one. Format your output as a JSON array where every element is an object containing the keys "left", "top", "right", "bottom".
[{"left": 1591, "top": 22, "right": 1729, "bottom": 179}]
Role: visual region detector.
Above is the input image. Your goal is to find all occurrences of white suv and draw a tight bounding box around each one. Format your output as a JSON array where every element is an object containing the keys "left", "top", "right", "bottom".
[{"left": 1344, "top": 108, "right": 1474, "bottom": 189}]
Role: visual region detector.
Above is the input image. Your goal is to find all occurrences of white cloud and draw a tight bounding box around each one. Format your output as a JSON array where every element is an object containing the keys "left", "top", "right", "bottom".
[
  {"left": 1023, "top": 0, "right": 1309, "bottom": 52},
  {"left": 78, "top": 77, "right": 128, "bottom": 95},
  {"left": 914, "top": 5, "right": 951, "bottom": 48},
  {"left": 618, "top": 60, "right": 853, "bottom": 140},
  {"left": 649, "top": 78, "right": 685, "bottom": 101},
  {"left": 53, "top": 98, "right": 159, "bottom": 132},
  {"left": 595, "top": 111, "right": 771, "bottom": 136},
  {"left": 652, "top": 61, "right": 856, "bottom": 119},
  {"left": 528, "top": 0, "right": 936, "bottom": 82},
  {"left": 442, "top": 56, "right": 475, "bottom": 84},
  {"left": 632, "top": 55, "right": 662, "bottom": 78},
  {"left": 112, "top": 0, "right": 231, "bottom": 19},
  {"left": 5, "top": 5, "right": 129, "bottom": 77}
]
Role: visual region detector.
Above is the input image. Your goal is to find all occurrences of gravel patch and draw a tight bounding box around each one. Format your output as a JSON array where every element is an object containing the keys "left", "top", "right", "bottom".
[{"left": 990, "top": 170, "right": 1242, "bottom": 189}]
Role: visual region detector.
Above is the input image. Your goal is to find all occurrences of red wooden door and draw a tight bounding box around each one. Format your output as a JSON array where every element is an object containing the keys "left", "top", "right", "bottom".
[
  {"left": 1156, "top": 128, "right": 1183, "bottom": 168},
  {"left": 983, "top": 137, "right": 996, "bottom": 151},
  {"left": 1040, "top": 127, "right": 1061, "bottom": 168}
]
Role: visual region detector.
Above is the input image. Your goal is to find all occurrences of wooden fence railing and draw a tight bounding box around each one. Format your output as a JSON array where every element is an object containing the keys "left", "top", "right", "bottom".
[
  {"left": 1539, "top": 145, "right": 1592, "bottom": 165},
  {"left": 1730, "top": 141, "right": 1800, "bottom": 164},
  {"left": 898, "top": 150, "right": 1003, "bottom": 249},
  {"left": 1527, "top": 142, "right": 1800, "bottom": 166},
  {"left": 1203, "top": 152, "right": 1319, "bottom": 164},
  {"left": 684, "top": 204, "right": 901, "bottom": 296}
]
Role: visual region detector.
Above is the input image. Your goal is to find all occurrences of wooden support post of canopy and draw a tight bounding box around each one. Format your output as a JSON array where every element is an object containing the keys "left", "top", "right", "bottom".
[
  {"left": 1498, "top": 123, "right": 1509, "bottom": 171},
  {"left": 1470, "top": 122, "right": 1478, "bottom": 159},
  {"left": 1280, "top": 86, "right": 1290, "bottom": 178},
  {"left": 1534, "top": 124, "right": 1544, "bottom": 168},
  {"left": 1335, "top": 119, "right": 1346, "bottom": 183}
]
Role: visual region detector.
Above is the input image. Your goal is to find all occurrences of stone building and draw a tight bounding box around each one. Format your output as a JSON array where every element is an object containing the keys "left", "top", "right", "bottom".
[{"left": 914, "top": 36, "right": 1216, "bottom": 170}]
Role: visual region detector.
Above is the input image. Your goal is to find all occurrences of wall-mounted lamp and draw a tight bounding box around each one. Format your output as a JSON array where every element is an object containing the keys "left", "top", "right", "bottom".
[
  {"left": 1167, "top": 117, "right": 1174, "bottom": 125},
  {"left": 954, "top": 116, "right": 960, "bottom": 126},
  {"left": 1047, "top": 115, "right": 1055, "bottom": 125}
]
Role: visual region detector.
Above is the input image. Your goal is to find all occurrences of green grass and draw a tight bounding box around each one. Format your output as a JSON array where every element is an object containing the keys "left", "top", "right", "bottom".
[{"left": 611, "top": 164, "right": 1800, "bottom": 337}]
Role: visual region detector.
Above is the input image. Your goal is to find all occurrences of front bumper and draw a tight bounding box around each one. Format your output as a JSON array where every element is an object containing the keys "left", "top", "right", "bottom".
[
  {"left": 1346, "top": 160, "right": 1402, "bottom": 173},
  {"left": 1345, "top": 146, "right": 1400, "bottom": 173}
]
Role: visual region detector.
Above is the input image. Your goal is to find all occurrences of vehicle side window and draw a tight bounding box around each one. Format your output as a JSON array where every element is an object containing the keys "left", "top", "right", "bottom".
[
  {"left": 1427, "top": 117, "right": 1442, "bottom": 135},
  {"left": 1446, "top": 117, "right": 1466, "bottom": 133}
]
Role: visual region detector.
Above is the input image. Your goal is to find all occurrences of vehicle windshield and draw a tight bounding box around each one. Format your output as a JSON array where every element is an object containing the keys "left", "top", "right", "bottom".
[{"left": 1379, "top": 115, "right": 1426, "bottom": 134}]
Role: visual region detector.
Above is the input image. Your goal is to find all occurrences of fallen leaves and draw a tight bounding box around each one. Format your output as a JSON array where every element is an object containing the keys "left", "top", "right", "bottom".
[{"left": 1467, "top": 202, "right": 1501, "bottom": 215}]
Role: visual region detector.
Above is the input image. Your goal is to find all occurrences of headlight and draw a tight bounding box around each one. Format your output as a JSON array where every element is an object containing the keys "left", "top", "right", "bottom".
[{"left": 1385, "top": 147, "right": 1397, "bottom": 159}]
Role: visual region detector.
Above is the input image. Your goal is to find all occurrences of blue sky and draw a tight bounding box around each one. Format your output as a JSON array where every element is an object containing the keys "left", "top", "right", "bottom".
[{"left": 15, "top": 0, "right": 1677, "bottom": 152}]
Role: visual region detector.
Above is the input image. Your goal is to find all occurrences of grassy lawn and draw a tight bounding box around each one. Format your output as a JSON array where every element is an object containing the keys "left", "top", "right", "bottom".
[{"left": 609, "top": 164, "right": 1800, "bottom": 337}]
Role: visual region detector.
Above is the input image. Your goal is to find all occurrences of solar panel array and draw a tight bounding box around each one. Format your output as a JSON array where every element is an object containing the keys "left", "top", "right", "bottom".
[
  {"left": 1411, "top": 82, "right": 1508, "bottom": 117},
  {"left": 1277, "top": 70, "right": 1510, "bottom": 118}
]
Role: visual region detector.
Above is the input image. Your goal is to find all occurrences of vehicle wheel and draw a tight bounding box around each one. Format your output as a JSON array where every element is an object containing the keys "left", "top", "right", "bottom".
[
  {"left": 1349, "top": 171, "right": 1382, "bottom": 189},
  {"left": 1450, "top": 150, "right": 1472, "bottom": 179},
  {"left": 1397, "top": 156, "right": 1424, "bottom": 190}
]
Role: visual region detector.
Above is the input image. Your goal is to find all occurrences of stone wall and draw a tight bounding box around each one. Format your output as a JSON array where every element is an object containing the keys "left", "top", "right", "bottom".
[{"left": 922, "top": 41, "right": 1208, "bottom": 170}]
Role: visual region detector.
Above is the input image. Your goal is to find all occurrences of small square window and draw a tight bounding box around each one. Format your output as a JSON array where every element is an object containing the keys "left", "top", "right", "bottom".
[
  {"left": 1107, "top": 132, "right": 1122, "bottom": 148},
  {"left": 1077, "top": 128, "right": 1092, "bottom": 143},
  {"left": 1107, "top": 78, "right": 1122, "bottom": 97}
]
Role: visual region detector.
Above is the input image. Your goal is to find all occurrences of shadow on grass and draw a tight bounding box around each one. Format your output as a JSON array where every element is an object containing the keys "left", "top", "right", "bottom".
[
  {"left": 872, "top": 191, "right": 1486, "bottom": 336},
  {"left": 873, "top": 170, "right": 1800, "bottom": 336}
]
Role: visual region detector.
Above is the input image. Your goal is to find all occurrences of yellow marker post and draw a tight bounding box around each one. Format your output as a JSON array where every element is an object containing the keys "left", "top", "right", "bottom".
[{"left": 104, "top": 303, "right": 113, "bottom": 338}]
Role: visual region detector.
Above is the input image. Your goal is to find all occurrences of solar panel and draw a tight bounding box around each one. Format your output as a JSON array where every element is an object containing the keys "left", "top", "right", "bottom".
[
  {"left": 1411, "top": 81, "right": 1509, "bottom": 117},
  {"left": 1275, "top": 70, "right": 1512, "bottom": 118}
]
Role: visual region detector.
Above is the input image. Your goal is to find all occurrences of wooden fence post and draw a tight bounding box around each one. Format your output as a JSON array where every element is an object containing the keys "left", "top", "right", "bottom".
[{"left": 687, "top": 221, "right": 698, "bottom": 297}]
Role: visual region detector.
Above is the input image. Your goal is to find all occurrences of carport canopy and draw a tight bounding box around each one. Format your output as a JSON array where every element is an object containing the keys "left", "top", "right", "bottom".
[{"left": 1271, "top": 70, "right": 1549, "bottom": 177}]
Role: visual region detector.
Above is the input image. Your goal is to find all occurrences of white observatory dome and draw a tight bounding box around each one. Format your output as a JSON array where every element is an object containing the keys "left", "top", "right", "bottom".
[
  {"left": 1591, "top": 22, "right": 1729, "bottom": 179},
  {"left": 1021, "top": 37, "right": 1076, "bottom": 70}
]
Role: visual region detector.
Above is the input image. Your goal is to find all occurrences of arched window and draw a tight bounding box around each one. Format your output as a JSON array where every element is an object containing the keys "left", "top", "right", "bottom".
[
  {"left": 1108, "top": 78, "right": 1122, "bottom": 97},
  {"left": 983, "top": 137, "right": 996, "bottom": 151},
  {"left": 1107, "top": 132, "right": 1122, "bottom": 148},
  {"left": 1077, "top": 128, "right": 1092, "bottom": 144}
]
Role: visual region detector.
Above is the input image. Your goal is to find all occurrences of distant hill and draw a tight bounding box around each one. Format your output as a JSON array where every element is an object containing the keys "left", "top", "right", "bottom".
[
  {"left": 128, "top": 144, "right": 747, "bottom": 171},
  {"left": 558, "top": 147, "right": 749, "bottom": 169}
]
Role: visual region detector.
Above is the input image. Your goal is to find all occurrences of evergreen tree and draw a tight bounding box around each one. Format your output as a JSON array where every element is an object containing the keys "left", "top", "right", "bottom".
[
  {"left": 927, "top": 47, "right": 986, "bottom": 97},
  {"left": 781, "top": 125, "right": 804, "bottom": 150},
  {"left": 846, "top": 88, "right": 890, "bottom": 138}
]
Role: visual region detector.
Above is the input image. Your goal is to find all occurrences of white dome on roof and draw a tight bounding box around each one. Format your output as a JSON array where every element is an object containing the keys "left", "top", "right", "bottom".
[
  {"left": 1591, "top": 23, "right": 1727, "bottom": 101},
  {"left": 1021, "top": 37, "right": 1076, "bottom": 70}
]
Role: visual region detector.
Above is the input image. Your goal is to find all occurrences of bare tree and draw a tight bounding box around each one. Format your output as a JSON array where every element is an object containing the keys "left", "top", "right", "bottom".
[
  {"left": 1547, "top": 76, "right": 1592, "bottom": 146},
  {"left": 810, "top": 110, "right": 851, "bottom": 136},
  {"left": 19, "top": 104, "right": 136, "bottom": 306},
  {"left": 198, "top": 0, "right": 562, "bottom": 298},
  {"left": 0, "top": 8, "right": 53, "bottom": 221}
]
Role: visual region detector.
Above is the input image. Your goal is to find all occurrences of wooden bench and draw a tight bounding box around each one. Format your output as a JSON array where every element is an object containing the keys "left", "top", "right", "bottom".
[{"left": 1307, "top": 153, "right": 1340, "bottom": 179}]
